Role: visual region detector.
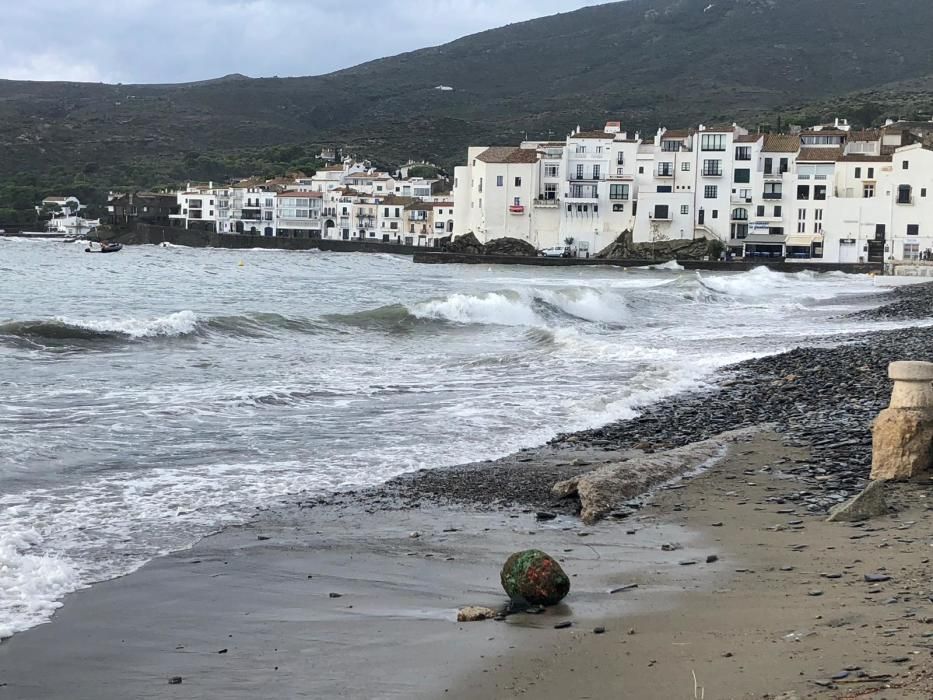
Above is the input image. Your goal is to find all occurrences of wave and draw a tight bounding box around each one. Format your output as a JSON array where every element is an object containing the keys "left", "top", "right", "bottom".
[{"left": 0, "top": 311, "right": 326, "bottom": 348}]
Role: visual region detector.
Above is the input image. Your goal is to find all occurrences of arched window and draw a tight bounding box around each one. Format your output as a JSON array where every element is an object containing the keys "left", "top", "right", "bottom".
[{"left": 732, "top": 208, "right": 748, "bottom": 221}]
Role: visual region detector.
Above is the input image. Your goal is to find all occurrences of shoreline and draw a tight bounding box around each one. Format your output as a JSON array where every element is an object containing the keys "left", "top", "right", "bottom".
[{"left": 2, "top": 283, "right": 933, "bottom": 697}]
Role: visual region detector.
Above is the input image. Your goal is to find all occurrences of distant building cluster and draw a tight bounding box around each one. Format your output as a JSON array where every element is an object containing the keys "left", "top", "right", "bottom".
[
  {"left": 453, "top": 118, "right": 933, "bottom": 263},
  {"left": 107, "top": 158, "right": 454, "bottom": 247}
]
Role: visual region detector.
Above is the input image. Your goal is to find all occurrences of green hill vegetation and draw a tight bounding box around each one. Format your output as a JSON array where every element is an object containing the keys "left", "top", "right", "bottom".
[{"left": 3, "top": 0, "right": 933, "bottom": 222}]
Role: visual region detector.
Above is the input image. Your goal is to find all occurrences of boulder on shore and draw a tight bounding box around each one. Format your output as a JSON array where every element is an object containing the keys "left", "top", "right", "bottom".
[
  {"left": 446, "top": 232, "right": 485, "bottom": 255},
  {"left": 595, "top": 229, "right": 711, "bottom": 260},
  {"left": 826, "top": 480, "right": 888, "bottom": 522},
  {"left": 484, "top": 237, "right": 538, "bottom": 256},
  {"left": 500, "top": 549, "right": 570, "bottom": 606}
]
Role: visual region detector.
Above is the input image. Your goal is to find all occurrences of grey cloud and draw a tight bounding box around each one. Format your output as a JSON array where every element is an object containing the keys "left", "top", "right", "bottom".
[{"left": 0, "top": 0, "right": 604, "bottom": 83}]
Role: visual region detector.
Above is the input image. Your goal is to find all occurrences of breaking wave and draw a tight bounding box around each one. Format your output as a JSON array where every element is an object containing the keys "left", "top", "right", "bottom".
[{"left": 0, "top": 311, "right": 325, "bottom": 348}]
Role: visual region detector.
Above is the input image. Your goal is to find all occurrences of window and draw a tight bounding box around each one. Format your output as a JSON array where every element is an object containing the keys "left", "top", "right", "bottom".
[
  {"left": 814, "top": 185, "right": 827, "bottom": 200},
  {"left": 734, "top": 168, "right": 750, "bottom": 183},
  {"left": 855, "top": 167, "right": 862, "bottom": 178},
  {"left": 496, "top": 176, "right": 504, "bottom": 187},
  {"left": 617, "top": 153, "right": 625, "bottom": 165},
  {"left": 704, "top": 185, "right": 718, "bottom": 199},
  {"left": 779, "top": 158, "right": 789, "bottom": 174},
  {"left": 701, "top": 133, "right": 726, "bottom": 151},
  {"left": 676, "top": 204, "right": 687, "bottom": 215},
  {"left": 612, "top": 203, "right": 624, "bottom": 212},
  {"left": 863, "top": 183, "right": 875, "bottom": 198},
  {"left": 732, "top": 208, "right": 748, "bottom": 220},
  {"left": 681, "top": 162, "right": 691, "bottom": 171},
  {"left": 658, "top": 162, "right": 674, "bottom": 176},
  {"left": 907, "top": 224, "right": 920, "bottom": 236},
  {"left": 774, "top": 206, "right": 782, "bottom": 217},
  {"left": 798, "top": 208, "right": 807, "bottom": 220},
  {"left": 595, "top": 146, "right": 602, "bottom": 154},
  {"left": 898, "top": 184, "right": 912, "bottom": 204},
  {"left": 923, "top": 188, "right": 928, "bottom": 198},
  {"left": 617, "top": 167, "right": 624, "bottom": 175},
  {"left": 544, "top": 183, "right": 557, "bottom": 200},
  {"left": 638, "top": 166, "right": 645, "bottom": 174},
  {"left": 383, "top": 207, "right": 389, "bottom": 217},
  {"left": 609, "top": 184, "right": 629, "bottom": 200},
  {"left": 731, "top": 223, "right": 748, "bottom": 239},
  {"left": 764, "top": 157, "right": 773, "bottom": 174},
  {"left": 712, "top": 210, "right": 719, "bottom": 219},
  {"left": 868, "top": 168, "right": 875, "bottom": 179},
  {"left": 735, "top": 146, "right": 751, "bottom": 161},
  {"left": 576, "top": 164, "right": 584, "bottom": 179},
  {"left": 591, "top": 166, "right": 599, "bottom": 181},
  {"left": 814, "top": 209, "right": 823, "bottom": 233},
  {"left": 797, "top": 220, "right": 806, "bottom": 233},
  {"left": 657, "top": 185, "right": 673, "bottom": 193},
  {"left": 756, "top": 205, "right": 765, "bottom": 216},
  {"left": 797, "top": 185, "right": 810, "bottom": 200},
  {"left": 478, "top": 178, "right": 483, "bottom": 193},
  {"left": 875, "top": 224, "right": 886, "bottom": 240},
  {"left": 903, "top": 160, "right": 909, "bottom": 170},
  {"left": 904, "top": 242, "right": 920, "bottom": 260},
  {"left": 661, "top": 140, "right": 680, "bottom": 152},
  {"left": 513, "top": 197, "right": 521, "bottom": 206},
  {"left": 576, "top": 145, "right": 586, "bottom": 154},
  {"left": 702, "top": 160, "right": 723, "bottom": 176},
  {"left": 544, "top": 165, "right": 559, "bottom": 177}
]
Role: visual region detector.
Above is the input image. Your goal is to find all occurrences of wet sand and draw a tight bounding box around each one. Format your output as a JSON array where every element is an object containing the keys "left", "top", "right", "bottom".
[{"left": 2, "top": 430, "right": 931, "bottom": 699}]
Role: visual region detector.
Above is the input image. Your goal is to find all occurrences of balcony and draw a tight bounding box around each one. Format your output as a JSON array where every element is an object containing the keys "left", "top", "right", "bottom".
[
  {"left": 534, "top": 198, "right": 559, "bottom": 207},
  {"left": 731, "top": 195, "right": 753, "bottom": 205},
  {"left": 656, "top": 170, "right": 675, "bottom": 178},
  {"left": 649, "top": 209, "right": 673, "bottom": 221},
  {"left": 762, "top": 172, "right": 784, "bottom": 181},
  {"left": 897, "top": 197, "right": 914, "bottom": 206},
  {"left": 702, "top": 169, "right": 724, "bottom": 178},
  {"left": 509, "top": 205, "right": 526, "bottom": 214},
  {"left": 762, "top": 192, "right": 783, "bottom": 200}
]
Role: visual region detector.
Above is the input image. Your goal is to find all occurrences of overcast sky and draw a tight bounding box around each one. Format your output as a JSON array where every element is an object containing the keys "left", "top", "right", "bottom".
[{"left": 0, "top": 0, "right": 606, "bottom": 84}]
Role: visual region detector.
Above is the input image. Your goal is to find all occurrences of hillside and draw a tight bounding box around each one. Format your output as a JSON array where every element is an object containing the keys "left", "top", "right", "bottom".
[{"left": 3, "top": 0, "right": 933, "bottom": 215}]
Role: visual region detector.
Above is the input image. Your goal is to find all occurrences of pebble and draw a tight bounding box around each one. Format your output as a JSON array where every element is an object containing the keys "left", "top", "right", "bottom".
[
  {"left": 554, "top": 621, "right": 572, "bottom": 629},
  {"left": 808, "top": 590, "right": 824, "bottom": 597},
  {"left": 706, "top": 554, "right": 719, "bottom": 563},
  {"left": 864, "top": 573, "right": 892, "bottom": 583},
  {"left": 609, "top": 584, "right": 638, "bottom": 594},
  {"left": 593, "top": 626, "right": 606, "bottom": 634},
  {"left": 328, "top": 592, "right": 343, "bottom": 599},
  {"left": 168, "top": 677, "right": 183, "bottom": 685}
]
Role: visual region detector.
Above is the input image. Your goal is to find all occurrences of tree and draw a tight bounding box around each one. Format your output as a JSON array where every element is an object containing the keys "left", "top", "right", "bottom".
[{"left": 649, "top": 222, "right": 669, "bottom": 260}]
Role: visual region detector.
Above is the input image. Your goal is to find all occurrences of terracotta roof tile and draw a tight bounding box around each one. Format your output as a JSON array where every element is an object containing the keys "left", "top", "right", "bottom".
[
  {"left": 476, "top": 147, "right": 539, "bottom": 164},
  {"left": 278, "top": 191, "right": 323, "bottom": 198},
  {"left": 797, "top": 147, "right": 844, "bottom": 162},
  {"left": 837, "top": 154, "right": 893, "bottom": 163},
  {"left": 571, "top": 130, "right": 616, "bottom": 140},
  {"left": 735, "top": 134, "right": 762, "bottom": 143},
  {"left": 762, "top": 134, "right": 800, "bottom": 153}
]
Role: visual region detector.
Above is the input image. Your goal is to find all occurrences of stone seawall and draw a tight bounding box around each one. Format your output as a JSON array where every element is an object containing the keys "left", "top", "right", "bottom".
[
  {"left": 114, "top": 224, "right": 429, "bottom": 255},
  {"left": 412, "top": 251, "right": 884, "bottom": 274}
]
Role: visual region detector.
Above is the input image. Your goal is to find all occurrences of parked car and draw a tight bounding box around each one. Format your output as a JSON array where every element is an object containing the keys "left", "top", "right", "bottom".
[{"left": 539, "top": 245, "right": 574, "bottom": 258}]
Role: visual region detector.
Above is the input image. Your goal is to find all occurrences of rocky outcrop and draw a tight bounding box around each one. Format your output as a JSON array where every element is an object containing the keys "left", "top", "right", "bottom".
[
  {"left": 446, "top": 232, "right": 485, "bottom": 254},
  {"left": 500, "top": 550, "right": 570, "bottom": 606},
  {"left": 595, "top": 229, "right": 712, "bottom": 260},
  {"left": 826, "top": 480, "right": 888, "bottom": 522},
  {"left": 484, "top": 237, "right": 538, "bottom": 256},
  {"left": 553, "top": 427, "right": 763, "bottom": 524}
]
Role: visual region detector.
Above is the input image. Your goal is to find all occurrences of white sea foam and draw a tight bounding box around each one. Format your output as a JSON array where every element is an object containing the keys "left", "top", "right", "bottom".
[
  {"left": 410, "top": 292, "right": 541, "bottom": 326},
  {"left": 537, "top": 288, "right": 630, "bottom": 324},
  {"left": 55, "top": 310, "right": 200, "bottom": 338},
  {"left": 0, "top": 528, "right": 78, "bottom": 639}
]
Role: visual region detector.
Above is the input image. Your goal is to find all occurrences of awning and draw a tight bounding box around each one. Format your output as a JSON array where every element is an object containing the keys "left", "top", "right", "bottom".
[
  {"left": 743, "top": 234, "right": 785, "bottom": 245},
  {"left": 785, "top": 234, "right": 823, "bottom": 247}
]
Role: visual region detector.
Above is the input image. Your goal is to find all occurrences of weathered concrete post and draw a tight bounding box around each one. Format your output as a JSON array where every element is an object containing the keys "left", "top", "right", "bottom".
[{"left": 870, "top": 361, "right": 933, "bottom": 480}]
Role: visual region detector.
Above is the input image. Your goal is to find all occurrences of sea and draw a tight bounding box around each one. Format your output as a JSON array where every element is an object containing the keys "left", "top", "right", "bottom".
[{"left": 0, "top": 239, "right": 903, "bottom": 638}]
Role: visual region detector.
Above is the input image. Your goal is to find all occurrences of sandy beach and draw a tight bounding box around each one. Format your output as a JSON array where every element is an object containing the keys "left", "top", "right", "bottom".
[{"left": 2, "top": 284, "right": 933, "bottom": 699}]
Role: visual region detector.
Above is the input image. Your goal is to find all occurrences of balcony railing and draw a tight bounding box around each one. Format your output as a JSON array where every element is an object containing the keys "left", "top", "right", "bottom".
[
  {"left": 702, "top": 169, "right": 723, "bottom": 177},
  {"left": 649, "top": 211, "right": 673, "bottom": 221},
  {"left": 762, "top": 192, "right": 783, "bottom": 200},
  {"left": 509, "top": 205, "right": 526, "bottom": 214},
  {"left": 534, "top": 198, "right": 559, "bottom": 207},
  {"left": 656, "top": 170, "right": 675, "bottom": 178}
]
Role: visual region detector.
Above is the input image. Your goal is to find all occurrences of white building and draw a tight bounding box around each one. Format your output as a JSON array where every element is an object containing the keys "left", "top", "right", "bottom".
[{"left": 452, "top": 117, "right": 933, "bottom": 263}]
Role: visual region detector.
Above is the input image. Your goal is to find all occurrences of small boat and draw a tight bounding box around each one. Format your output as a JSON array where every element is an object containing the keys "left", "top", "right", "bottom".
[{"left": 85, "top": 242, "right": 123, "bottom": 253}]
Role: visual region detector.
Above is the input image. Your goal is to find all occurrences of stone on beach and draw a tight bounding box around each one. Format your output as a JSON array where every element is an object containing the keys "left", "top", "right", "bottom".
[
  {"left": 826, "top": 480, "right": 888, "bottom": 522},
  {"left": 551, "top": 427, "right": 762, "bottom": 524},
  {"left": 500, "top": 550, "right": 570, "bottom": 606},
  {"left": 457, "top": 606, "right": 497, "bottom": 622}
]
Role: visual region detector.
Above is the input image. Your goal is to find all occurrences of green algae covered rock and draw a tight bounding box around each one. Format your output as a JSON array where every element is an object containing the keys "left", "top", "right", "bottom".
[{"left": 500, "top": 549, "right": 570, "bottom": 606}]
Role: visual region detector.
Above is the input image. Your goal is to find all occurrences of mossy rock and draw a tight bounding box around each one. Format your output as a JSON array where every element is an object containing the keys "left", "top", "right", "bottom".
[{"left": 500, "top": 549, "right": 570, "bottom": 606}]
